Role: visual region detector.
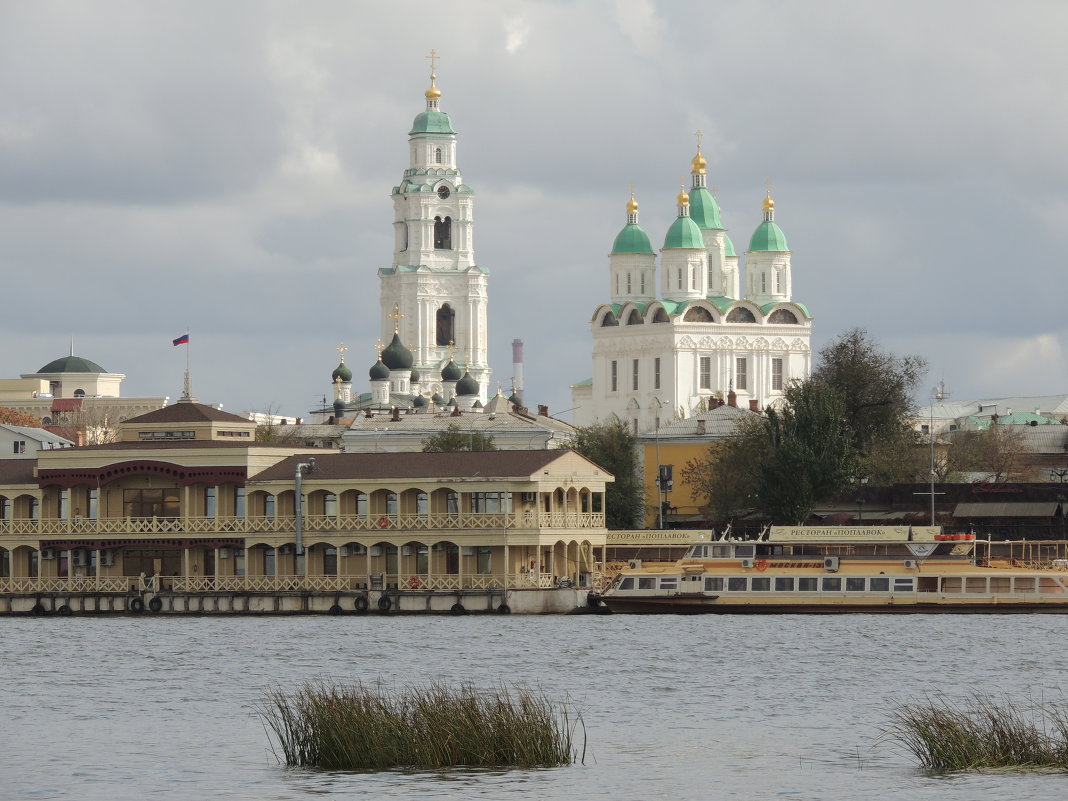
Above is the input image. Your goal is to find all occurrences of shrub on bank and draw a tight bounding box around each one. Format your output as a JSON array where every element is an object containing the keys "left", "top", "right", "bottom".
[
  {"left": 261, "top": 679, "right": 582, "bottom": 770},
  {"left": 888, "top": 694, "right": 1068, "bottom": 772}
]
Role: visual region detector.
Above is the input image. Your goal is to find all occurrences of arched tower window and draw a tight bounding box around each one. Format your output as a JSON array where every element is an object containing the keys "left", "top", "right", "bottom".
[
  {"left": 652, "top": 308, "right": 669, "bottom": 323},
  {"left": 768, "top": 309, "right": 799, "bottom": 324},
  {"left": 683, "top": 306, "right": 714, "bottom": 323},
  {"left": 73, "top": 389, "right": 86, "bottom": 398},
  {"left": 434, "top": 216, "right": 452, "bottom": 250},
  {"left": 436, "top": 304, "right": 456, "bottom": 346},
  {"left": 600, "top": 311, "right": 619, "bottom": 327},
  {"left": 726, "top": 307, "right": 757, "bottom": 323},
  {"left": 434, "top": 147, "right": 443, "bottom": 164},
  {"left": 626, "top": 309, "right": 643, "bottom": 325}
]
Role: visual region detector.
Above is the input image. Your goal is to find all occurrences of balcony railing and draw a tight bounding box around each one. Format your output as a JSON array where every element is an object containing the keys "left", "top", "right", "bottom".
[{"left": 0, "top": 511, "right": 605, "bottom": 537}]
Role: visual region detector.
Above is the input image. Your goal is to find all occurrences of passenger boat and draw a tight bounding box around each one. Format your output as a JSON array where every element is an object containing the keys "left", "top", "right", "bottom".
[{"left": 601, "top": 526, "right": 1068, "bottom": 614}]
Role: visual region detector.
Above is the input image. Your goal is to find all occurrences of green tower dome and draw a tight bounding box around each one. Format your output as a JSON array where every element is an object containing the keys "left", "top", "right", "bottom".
[
  {"left": 747, "top": 220, "right": 789, "bottom": 252},
  {"left": 410, "top": 111, "right": 455, "bottom": 135},
  {"left": 723, "top": 234, "right": 737, "bottom": 258},
  {"left": 369, "top": 359, "right": 390, "bottom": 381},
  {"left": 611, "top": 223, "right": 654, "bottom": 255},
  {"left": 455, "top": 371, "right": 479, "bottom": 396},
  {"left": 688, "top": 187, "right": 723, "bottom": 230},
  {"left": 380, "top": 333, "right": 413, "bottom": 370},
  {"left": 663, "top": 215, "right": 705, "bottom": 249},
  {"left": 331, "top": 362, "right": 352, "bottom": 382}
]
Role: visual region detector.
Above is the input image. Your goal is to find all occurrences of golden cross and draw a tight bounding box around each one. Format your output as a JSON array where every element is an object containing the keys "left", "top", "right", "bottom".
[
  {"left": 336, "top": 342, "right": 347, "bottom": 361},
  {"left": 765, "top": 179, "right": 773, "bottom": 197},
  {"left": 447, "top": 340, "right": 456, "bottom": 358},
  {"left": 374, "top": 339, "right": 383, "bottom": 357},
  {"left": 695, "top": 129, "right": 703, "bottom": 152},
  {"left": 426, "top": 49, "right": 439, "bottom": 71},
  {"left": 388, "top": 303, "right": 403, "bottom": 333}
]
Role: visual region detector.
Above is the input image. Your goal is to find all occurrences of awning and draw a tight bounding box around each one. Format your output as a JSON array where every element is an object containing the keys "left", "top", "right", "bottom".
[{"left": 953, "top": 502, "right": 1060, "bottom": 518}]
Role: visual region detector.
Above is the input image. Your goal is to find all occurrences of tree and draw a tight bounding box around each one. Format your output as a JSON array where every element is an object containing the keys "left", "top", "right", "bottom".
[
  {"left": 812, "top": 328, "right": 927, "bottom": 464},
  {"left": 945, "top": 425, "right": 1029, "bottom": 482},
  {"left": 421, "top": 423, "right": 497, "bottom": 452},
  {"left": 680, "top": 417, "right": 768, "bottom": 523},
  {"left": 0, "top": 407, "right": 44, "bottom": 427},
  {"left": 571, "top": 417, "right": 644, "bottom": 529},
  {"left": 757, "top": 381, "right": 858, "bottom": 524}
]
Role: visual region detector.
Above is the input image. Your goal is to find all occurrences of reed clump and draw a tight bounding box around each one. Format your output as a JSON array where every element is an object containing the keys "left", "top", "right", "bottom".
[
  {"left": 889, "top": 694, "right": 1068, "bottom": 773},
  {"left": 260, "top": 679, "right": 582, "bottom": 770}
]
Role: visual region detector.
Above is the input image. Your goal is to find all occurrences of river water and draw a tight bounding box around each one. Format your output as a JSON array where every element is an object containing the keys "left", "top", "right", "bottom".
[{"left": 3, "top": 614, "right": 1067, "bottom": 800}]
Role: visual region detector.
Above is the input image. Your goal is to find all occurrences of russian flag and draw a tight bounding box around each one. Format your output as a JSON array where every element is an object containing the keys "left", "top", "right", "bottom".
[{"left": 172, "top": 334, "right": 189, "bottom": 346}]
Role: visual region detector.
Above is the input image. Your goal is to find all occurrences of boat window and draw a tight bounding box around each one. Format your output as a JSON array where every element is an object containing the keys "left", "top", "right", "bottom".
[
  {"left": 917, "top": 576, "right": 938, "bottom": 592},
  {"left": 711, "top": 545, "right": 730, "bottom": 558},
  {"left": 734, "top": 545, "right": 755, "bottom": 558},
  {"left": 689, "top": 545, "right": 705, "bottom": 558},
  {"left": 941, "top": 577, "right": 962, "bottom": 593},
  {"left": 638, "top": 577, "right": 656, "bottom": 590},
  {"left": 687, "top": 574, "right": 702, "bottom": 582},
  {"left": 659, "top": 577, "right": 678, "bottom": 589},
  {"left": 966, "top": 577, "right": 987, "bottom": 593},
  {"left": 774, "top": 577, "right": 794, "bottom": 591},
  {"left": 751, "top": 577, "right": 771, "bottom": 592},
  {"left": 618, "top": 577, "right": 634, "bottom": 590},
  {"left": 846, "top": 577, "right": 866, "bottom": 592},
  {"left": 727, "top": 577, "right": 747, "bottom": 592},
  {"left": 869, "top": 577, "right": 890, "bottom": 592},
  {"left": 893, "top": 578, "right": 915, "bottom": 592},
  {"left": 989, "top": 577, "right": 1010, "bottom": 593},
  {"left": 821, "top": 577, "right": 841, "bottom": 592},
  {"left": 704, "top": 576, "right": 723, "bottom": 592},
  {"left": 1014, "top": 577, "right": 1035, "bottom": 593},
  {"left": 1039, "top": 577, "right": 1064, "bottom": 594},
  {"left": 797, "top": 577, "right": 817, "bottom": 591}
]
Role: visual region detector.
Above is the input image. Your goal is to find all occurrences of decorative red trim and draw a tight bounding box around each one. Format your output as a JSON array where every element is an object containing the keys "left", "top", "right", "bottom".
[{"left": 37, "top": 460, "right": 247, "bottom": 489}]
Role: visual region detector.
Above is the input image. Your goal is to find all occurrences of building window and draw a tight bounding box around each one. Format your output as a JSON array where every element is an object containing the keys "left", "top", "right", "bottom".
[
  {"left": 610, "top": 360, "right": 618, "bottom": 392},
  {"left": 434, "top": 215, "right": 452, "bottom": 249},
  {"left": 0, "top": 497, "right": 8, "bottom": 520},
  {"left": 205, "top": 487, "right": 217, "bottom": 519},
  {"left": 640, "top": 272, "right": 646, "bottom": 294},
  {"left": 12, "top": 441, "right": 25, "bottom": 455},
  {"left": 446, "top": 491, "right": 459, "bottom": 517},
  {"left": 775, "top": 270, "right": 782, "bottom": 293},
  {"left": 761, "top": 273, "right": 767, "bottom": 293},
  {"left": 615, "top": 274, "right": 619, "bottom": 295},
  {"left": 632, "top": 359, "right": 639, "bottom": 390},
  {"left": 677, "top": 269, "right": 683, "bottom": 290},
  {"left": 235, "top": 487, "right": 246, "bottom": 517},
  {"left": 416, "top": 545, "right": 429, "bottom": 574},
  {"left": 58, "top": 489, "right": 68, "bottom": 520},
  {"left": 385, "top": 545, "right": 398, "bottom": 575},
  {"left": 699, "top": 357, "right": 711, "bottom": 389},
  {"left": 476, "top": 547, "right": 492, "bottom": 574},
  {"left": 123, "top": 489, "right": 179, "bottom": 519},
  {"left": 73, "top": 389, "right": 85, "bottom": 398},
  {"left": 416, "top": 492, "right": 428, "bottom": 517},
  {"left": 772, "top": 358, "right": 784, "bottom": 391},
  {"left": 654, "top": 357, "right": 661, "bottom": 390},
  {"left": 736, "top": 357, "right": 748, "bottom": 390},
  {"left": 436, "top": 303, "right": 455, "bottom": 346},
  {"left": 434, "top": 147, "right": 442, "bottom": 164},
  {"left": 691, "top": 267, "right": 697, "bottom": 289},
  {"left": 323, "top": 492, "right": 337, "bottom": 517},
  {"left": 626, "top": 272, "right": 632, "bottom": 293},
  {"left": 355, "top": 491, "right": 367, "bottom": 517},
  {"left": 323, "top": 547, "right": 338, "bottom": 576},
  {"left": 87, "top": 489, "right": 98, "bottom": 519},
  {"left": 264, "top": 494, "right": 276, "bottom": 519},
  {"left": 386, "top": 491, "right": 398, "bottom": 517},
  {"left": 264, "top": 547, "right": 276, "bottom": 576}
]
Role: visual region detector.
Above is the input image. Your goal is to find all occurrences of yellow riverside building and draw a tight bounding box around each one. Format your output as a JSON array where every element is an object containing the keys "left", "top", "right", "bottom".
[{"left": 0, "top": 400, "right": 611, "bottom": 615}]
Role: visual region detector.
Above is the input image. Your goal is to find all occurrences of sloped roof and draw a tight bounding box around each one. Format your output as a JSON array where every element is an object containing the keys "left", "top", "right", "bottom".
[
  {"left": 641, "top": 405, "right": 759, "bottom": 439},
  {"left": 124, "top": 401, "right": 251, "bottom": 425},
  {"left": 0, "top": 424, "right": 74, "bottom": 447},
  {"left": 954, "top": 502, "right": 1060, "bottom": 518}
]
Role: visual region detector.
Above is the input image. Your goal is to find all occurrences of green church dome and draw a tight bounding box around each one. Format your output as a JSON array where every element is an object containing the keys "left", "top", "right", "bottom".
[
  {"left": 688, "top": 187, "right": 723, "bottom": 230},
  {"left": 441, "top": 360, "right": 462, "bottom": 382},
  {"left": 37, "top": 355, "right": 106, "bottom": 374},
  {"left": 663, "top": 215, "right": 705, "bottom": 249},
  {"left": 369, "top": 359, "right": 390, "bottom": 381},
  {"left": 410, "top": 111, "right": 455, "bottom": 135},
  {"left": 748, "top": 220, "right": 789, "bottom": 252},
  {"left": 455, "top": 371, "right": 479, "bottom": 396},
  {"left": 723, "top": 234, "right": 737, "bottom": 258},
  {"left": 331, "top": 362, "right": 352, "bottom": 383},
  {"left": 611, "top": 223, "right": 654, "bottom": 255},
  {"left": 380, "top": 333, "right": 413, "bottom": 370}
]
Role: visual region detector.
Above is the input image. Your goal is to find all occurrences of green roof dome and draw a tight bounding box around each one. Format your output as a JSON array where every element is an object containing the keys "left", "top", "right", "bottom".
[
  {"left": 331, "top": 362, "right": 352, "bottom": 382},
  {"left": 37, "top": 355, "right": 106, "bottom": 373},
  {"left": 413, "top": 394, "right": 428, "bottom": 408},
  {"left": 380, "top": 332, "right": 413, "bottom": 370},
  {"left": 611, "top": 223, "right": 654, "bottom": 255},
  {"left": 410, "top": 110, "right": 455, "bottom": 135},
  {"left": 723, "top": 234, "right": 737, "bottom": 258},
  {"left": 431, "top": 392, "right": 444, "bottom": 406},
  {"left": 663, "top": 215, "right": 705, "bottom": 249},
  {"left": 369, "top": 359, "right": 390, "bottom": 381},
  {"left": 748, "top": 220, "right": 789, "bottom": 252},
  {"left": 455, "top": 371, "right": 479, "bottom": 396},
  {"left": 689, "top": 187, "right": 723, "bottom": 230},
  {"left": 441, "top": 360, "right": 462, "bottom": 382}
]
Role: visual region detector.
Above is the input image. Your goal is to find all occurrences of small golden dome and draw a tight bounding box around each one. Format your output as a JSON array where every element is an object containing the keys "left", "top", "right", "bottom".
[
  {"left": 677, "top": 189, "right": 690, "bottom": 206},
  {"left": 691, "top": 151, "right": 707, "bottom": 174},
  {"left": 626, "top": 194, "right": 639, "bottom": 213},
  {"left": 425, "top": 73, "right": 441, "bottom": 99},
  {"left": 762, "top": 193, "right": 775, "bottom": 211}
]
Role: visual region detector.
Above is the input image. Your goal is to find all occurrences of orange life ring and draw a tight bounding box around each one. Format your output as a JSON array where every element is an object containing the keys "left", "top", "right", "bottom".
[
  {"left": 408, "top": 575, "right": 422, "bottom": 589},
  {"left": 754, "top": 559, "right": 769, "bottom": 572},
  {"left": 377, "top": 515, "right": 391, "bottom": 528}
]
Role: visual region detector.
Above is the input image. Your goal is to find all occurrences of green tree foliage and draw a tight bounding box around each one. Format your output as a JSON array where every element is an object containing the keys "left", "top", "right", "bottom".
[
  {"left": 421, "top": 423, "right": 497, "bottom": 452},
  {"left": 571, "top": 417, "right": 644, "bottom": 529},
  {"left": 680, "top": 417, "right": 767, "bottom": 523},
  {"left": 757, "top": 381, "right": 858, "bottom": 524},
  {"left": 812, "top": 328, "right": 927, "bottom": 465}
]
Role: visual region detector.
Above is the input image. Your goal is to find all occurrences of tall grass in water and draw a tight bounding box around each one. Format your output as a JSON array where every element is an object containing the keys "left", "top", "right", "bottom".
[
  {"left": 260, "top": 680, "right": 583, "bottom": 770},
  {"left": 889, "top": 694, "right": 1068, "bottom": 772}
]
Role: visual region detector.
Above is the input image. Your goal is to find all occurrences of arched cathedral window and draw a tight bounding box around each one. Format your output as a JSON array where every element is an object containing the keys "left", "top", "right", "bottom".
[
  {"left": 436, "top": 304, "right": 456, "bottom": 345},
  {"left": 683, "top": 306, "right": 714, "bottom": 323},
  {"left": 434, "top": 147, "right": 443, "bottom": 164},
  {"left": 726, "top": 307, "right": 757, "bottom": 323},
  {"left": 768, "top": 309, "right": 799, "bottom": 324},
  {"left": 626, "top": 309, "right": 642, "bottom": 325},
  {"left": 434, "top": 216, "right": 452, "bottom": 249}
]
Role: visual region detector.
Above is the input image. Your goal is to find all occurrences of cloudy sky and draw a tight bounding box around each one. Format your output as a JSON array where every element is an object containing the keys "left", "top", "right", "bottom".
[{"left": 2, "top": 0, "right": 1065, "bottom": 420}]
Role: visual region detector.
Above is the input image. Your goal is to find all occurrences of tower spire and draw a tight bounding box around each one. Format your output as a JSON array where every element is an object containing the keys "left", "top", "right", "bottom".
[
  {"left": 763, "top": 180, "right": 775, "bottom": 221},
  {"left": 691, "top": 130, "right": 708, "bottom": 188},
  {"left": 424, "top": 49, "right": 441, "bottom": 109}
]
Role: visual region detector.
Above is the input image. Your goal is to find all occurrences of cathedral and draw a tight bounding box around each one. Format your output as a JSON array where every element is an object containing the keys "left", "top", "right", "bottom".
[
  {"left": 571, "top": 143, "right": 813, "bottom": 434},
  {"left": 324, "top": 59, "right": 498, "bottom": 420}
]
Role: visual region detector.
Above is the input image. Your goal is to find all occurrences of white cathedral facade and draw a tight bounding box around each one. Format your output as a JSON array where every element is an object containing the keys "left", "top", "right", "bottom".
[
  {"left": 325, "top": 64, "right": 493, "bottom": 418},
  {"left": 571, "top": 148, "right": 813, "bottom": 434}
]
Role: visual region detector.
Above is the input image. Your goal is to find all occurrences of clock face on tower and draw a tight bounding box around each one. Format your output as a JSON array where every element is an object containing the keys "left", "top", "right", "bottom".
[{"left": 437, "top": 185, "right": 451, "bottom": 200}]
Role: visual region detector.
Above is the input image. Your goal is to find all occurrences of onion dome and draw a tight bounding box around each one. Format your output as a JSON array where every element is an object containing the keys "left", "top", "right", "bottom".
[
  {"left": 508, "top": 392, "right": 522, "bottom": 406},
  {"left": 748, "top": 190, "right": 789, "bottom": 252},
  {"left": 611, "top": 192, "right": 654, "bottom": 255},
  {"left": 723, "top": 234, "right": 737, "bottom": 258},
  {"left": 413, "top": 394, "right": 428, "bottom": 408},
  {"left": 441, "top": 359, "right": 462, "bottom": 382},
  {"left": 333, "top": 398, "right": 346, "bottom": 417},
  {"left": 447, "top": 397, "right": 457, "bottom": 407},
  {"left": 331, "top": 361, "right": 352, "bottom": 383},
  {"left": 455, "top": 371, "right": 479, "bottom": 396},
  {"left": 38, "top": 355, "right": 106, "bottom": 373},
  {"left": 431, "top": 392, "right": 444, "bottom": 406},
  {"left": 380, "top": 333, "right": 413, "bottom": 370},
  {"left": 369, "top": 359, "right": 390, "bottom": 381},
  {"left": 691, "top": 150, "right": 707, "bottom": 175}
]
